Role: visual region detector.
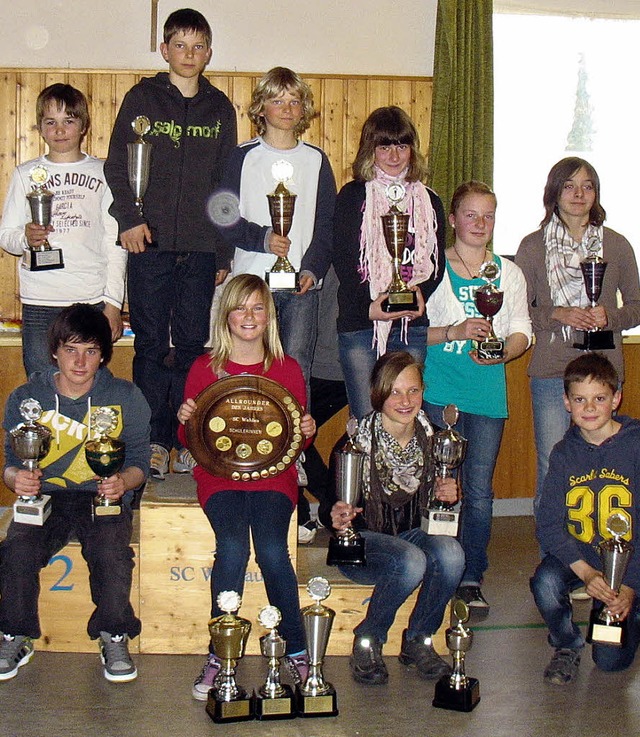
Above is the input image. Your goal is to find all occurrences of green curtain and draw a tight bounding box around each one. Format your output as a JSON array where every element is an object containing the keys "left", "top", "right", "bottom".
[{"left": 428, "top": 0, "right": 494, "bottom": 230}]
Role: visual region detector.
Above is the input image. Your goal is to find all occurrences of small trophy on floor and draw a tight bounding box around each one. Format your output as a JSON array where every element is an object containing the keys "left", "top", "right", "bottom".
[
  {"left": 433, "top": 599, "right": 481, "bottom": 712},
  {"left": 327, "top": 416, "right": 366, "bottom": 566},
  {"left": 254, "top": 605, "right": 296, "bottom": 720},
  {"left": 266, "top": 160, "right": 299, "bottom": 292},
  {"left": 475, "top": 261, "right": 504, "bottom": 360},
  {"left": 573, "top": 236, "right": 615, "bottom": 351},
  {"left": 25, "top": 164, "right": 64, "bottom": 271},
  {"left": 297, "top": 577, "right": 338, "bottom": 718},
  {"left": 206, "top": 591, "right": 254, "bottom": 723},
  {"left": 128, "top": 116, "right": 152, "bottom": 217},
  {"left": 10, "top": 398, "right": 52, "bottom": 525},
  {"left": 381, "top": 182, "right": 418, "bottom": 313},
  {"left": 85, "top": 407, "right": 125, "bottom": 517},
  {"left": 588, "top": 513, "right": 634, "bottom": 646},
  {"left": 422, "top": 404, "right": 466, "bottom": 537}
]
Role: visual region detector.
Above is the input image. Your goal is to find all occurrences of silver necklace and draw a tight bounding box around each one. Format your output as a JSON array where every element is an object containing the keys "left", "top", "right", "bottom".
[{"left": 452, "top": 245, "right": 487, "bottom": 279}]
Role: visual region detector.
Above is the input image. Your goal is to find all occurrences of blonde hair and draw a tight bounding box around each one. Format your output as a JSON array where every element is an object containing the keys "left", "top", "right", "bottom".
[
  {"left": 209, "top": 275, "right": 283, "bottom": 373},
  {"left": 248, "top": 67, "right": 316, "bottom": 137}
]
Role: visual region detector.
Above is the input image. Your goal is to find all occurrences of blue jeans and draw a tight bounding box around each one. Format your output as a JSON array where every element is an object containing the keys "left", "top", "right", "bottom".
[
  {"left": 530, "top": 377, "right": 571, "bottom": 510},
  {"left": 531, "top": 555, "right": 640, "bottom": 671},
  {"left": 425, "top": 403, "right": 505, "bottom": 585},
  {"left": 338, "top": 324, "right": 428, "bottom": 420},
  {"left": 203, "top": 490, "right": 305, "bottom": 654},
  {"left": 273, "top": 290, "right": 318, "bottom": 404},
  {"left": 128, "top": 250, "right": 217, "bottom": 450},
  {"left": 338, "top": 527, "right": 464, "bottom": 642},
  {"left": 0, "top": 493, "right": 140, "bottom": 640}
]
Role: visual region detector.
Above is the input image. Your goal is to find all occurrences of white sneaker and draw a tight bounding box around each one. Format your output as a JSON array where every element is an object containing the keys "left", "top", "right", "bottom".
[
  {"left": 173, "top": 448, "right": 196, "bottom": 474},
  {"left": 298, "top": 521, "right": 317, "bottom": 544},
  {"left": 150, "top": 443, "right": 170, "bottom": 480}
]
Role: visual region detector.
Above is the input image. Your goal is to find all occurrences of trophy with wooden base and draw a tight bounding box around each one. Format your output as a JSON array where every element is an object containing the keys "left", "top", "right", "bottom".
[
  {"left": 266, "top": 160, "right": 299, "bottom": 292},
  {"left": 296, "top": 577, "right": 338, "bottom": 718},
  {"left": 85, "top": 407, "right": 125, "bottom": 517},
  {"left": 381, "top": 182, "right": 418, "bottom": 313},
  {"left": 25, "top": 165, "right": 64, "bottom": 271},
  {"left": 587, "top": 513, "right": 634, "bottom": 647},
  {"left": 422, "top": 404, "right": 466, "bottom": 537},
  {"left": 433, "top": 599, "right": 481, "bottom": 712},
  {"left": 127, "top": 116, "right": 152, "bottom": 217},
  {"left": 254, "top": 606, "right": 296, "bottom": 720},
  {"left": 327, "top": 416, "right": 366, "bottom": 566},
  {"left": 475, "top": 261, "right": 504, "bottom": 360},
  {"left": 206, "top": 591, "right": 254, "bottom": 723},
  {"left": 10, "top": 398, "right": 52, "bottom": 525},
  {"left": 573, "top": 236, "right": 615, "bottom": 351}
]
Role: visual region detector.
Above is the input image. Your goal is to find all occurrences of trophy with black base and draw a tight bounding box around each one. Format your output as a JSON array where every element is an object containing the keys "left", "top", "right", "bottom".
[
  {"left": 127, "top": 116, "right": 152, "bottom": 217},
  {"left": 573, "top": 236, "right": 615, "bottom": 350},
  {"left": 25, "top": 165, "right": 64, "bottom": 271},
  {"left": 206, "top": 591, "right": 254, "bottom": 723},
  {"left": 422, "top": 404, "right": 466, "bottom": 537},
  {"left": 381, "top": 182, "right": 418, "bottom": 313},
  {"left": 266, "top": 160, "right": 299, "bottom": 292},
  {"left": 10, "top": 398, "right": 52, "bottom": 525},
  {"left": 254, "top": 605, "right": 296, "bottom": 720},
  {"left": 587, "top": 513, "right": 634, "bottom": 647},
  {"left": 296, "top": 577, "right": 338, "bottom": 718},
  {"left": 85, "top": 407, "right": 125, "bottom": 517},
  {"left": 433, "top": 599, "right": 480, "bottom": 712},
  {"left": 327, "top": 416, "right": 366, "bottom": 566},
  {"left": 474, "top": 261, "right": 504, "bottom": 360}
]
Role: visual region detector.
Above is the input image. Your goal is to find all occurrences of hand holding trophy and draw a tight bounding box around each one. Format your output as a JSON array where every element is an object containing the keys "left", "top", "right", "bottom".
[
  {"left": 10, "top": 398, "right": 52, "bottom": 525},
  {"left": 25, "top": 164, "right": 64, "bottom": 271},
  {"left": 474, "top": 261, "right": 504, "bottom": 360},
  {"left": 573, "top": 235, "right": 615, "bottom": 350},
  {"left": 85, "top": 407, "right": 125, "bottom": 517},
  {"left": 381, "top": 182, "right": 418, "bottom": 313},
  {"left": 266, "top": 160, "right": 299, "bottom": 292},
  {"left": 254, "top": 605, "right": 295, "bottom": 720},
  {"left": 127, "top": 116, "right": 152, "bottom": 218}
]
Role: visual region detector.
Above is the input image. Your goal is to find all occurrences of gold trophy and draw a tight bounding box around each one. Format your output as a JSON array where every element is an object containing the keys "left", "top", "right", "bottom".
[
  {"left": 474, "top": 261, "right": 504, "bottom": 360},
  {"left": 84, "top": 407, "right": 125, "bottom": 517},
  {"left": 265, "top": 159, "right": 299, "bottom": 292},
  {"left": 25, "top": 165, "right": 64, "bottom": 271},
  {"left": 587, "top": 513, "right": 634, "bottom": 646},
  {"left": 381, "top": 182, "right": 418, "bottom": 313},
  {"left": 10, "top": 398, "right": 52, "bottom": 525},
  {"left": 433, "top": 599, "right": 481, "bottom": 712},
  {"left": 573, "top": 236, "right": 615, "bottom": 351},
  {"left": 127, "top": 116, "right": 152, "bottom": 217},
  {"left": 254, "top": 605, "right": 295, "bottom": 720},
  {"left": 422, "top": 404, "right": 466, "bottom": 537},
  {"left": 296, "top": 577, "right": 338, "bottom": 718},
  {"left": 206, "top": 591, "right": 254, "bottom": 723},
  {"left": 327, "top": 416, "right": 366, "bottom": 566}
]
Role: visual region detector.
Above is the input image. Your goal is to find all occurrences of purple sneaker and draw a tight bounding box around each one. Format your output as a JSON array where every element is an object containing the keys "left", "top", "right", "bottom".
[
  {"left": 192, "top": 653, "right": 222, "bottom": 700},
  {"left": 284, "top": 652, "right": 309, "bottom": 685}
]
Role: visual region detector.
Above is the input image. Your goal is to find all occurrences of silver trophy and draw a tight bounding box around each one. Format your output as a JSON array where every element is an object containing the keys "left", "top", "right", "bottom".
[
  {"left": 127, "top": 116, "right": 152, "bottom": 217},
  {"left": 25, "top": 165, "right": 64, "bottom": 271},
  {"left": 84, "top": 407, "right": 125, "bottom": 517},
  {"left": 296, "top": 577, "right": 338, "bottom": 718},
  {"left": 254, "top": 605, "right": 295, "bottom": 720},
  {"left": 588, "top": 513, "right": 634, "bottom": 646},
  {"left": 10, "top": 398, "right": 52, "bottom": 525},
  {"left": 422, "top": 404, "right": 467, "bottom": 537},
  {"left": 265, "top": 160, "right": 299, "bottom": 292},
  {"left": 381, "top": 182, "right": 418, "bottom": 313},
  {"left": 433, "top": 599, "right": 480, "bottom": 712},
  {"left": 206, "top": 591, "right": 254, "bottom": 723},
  {"left": 574, "top": 235, "right": 615, "bottom": 351},
  {"left": 327, "top": 416, "right": 366, "bottom": 566},
  {"left": 475, "top": 261, "right": 504, "bottom": 359}
]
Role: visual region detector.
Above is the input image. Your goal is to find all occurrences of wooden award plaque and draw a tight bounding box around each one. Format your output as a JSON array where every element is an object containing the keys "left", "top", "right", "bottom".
[{"left": 185, "top": 375, "right": 305, "bottom": 480}]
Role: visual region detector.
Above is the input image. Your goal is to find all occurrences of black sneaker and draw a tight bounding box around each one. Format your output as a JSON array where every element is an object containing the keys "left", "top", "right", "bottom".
[
  {"left": 349, "top": 635, "right": 388, "bottom": 685},
  {"left": 0, "top": 634, "right": 34, "bottom": 681},
  {"left": 544, "top": 648, "right": 581, "bottom": 685},
  {"left": 456, "top": 585, "right": 490, "bottom": 612},
  {"left": 398, "top": 630, "right": 451, "bottom": 680}
]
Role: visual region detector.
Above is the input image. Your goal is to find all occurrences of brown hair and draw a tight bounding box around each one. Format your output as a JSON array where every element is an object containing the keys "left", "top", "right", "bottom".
[
  {"left": 163, "top": 8, "right": 212, "bottom": 47},
  {"left": 450, "top": 181, "right": 497, "bottom": 216},
  {"left": 48, "top": 304, "right": 113, "bottom": 366},
  {"left": 563, "top": 352, "right": 619, "bottom": 395},
  {"left": 36, "top": 84, "right": 89, "bottom": 136},
  {"left": 248, "top": 67, "right": 316, "bottom": 137},
  {"left": 370, "top": 351, "right": 423, "bottom": 412},
  {"left": 541, "top": 157, "right": 606, "bottom": 228}
]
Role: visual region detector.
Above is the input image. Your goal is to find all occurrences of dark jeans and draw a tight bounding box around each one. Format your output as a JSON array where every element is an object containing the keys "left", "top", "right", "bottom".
[
  {"left": 128, "top": 250, "right": 217, "bottom": 450},
  {"left": 0, "top": 493, "right": 140, "bottom": 639},
  {"left": 203, "top": 490, "right": 305, "bottom": 654},
  {"left": 531, "top": 554, "right": 640, "bottom": 671}
]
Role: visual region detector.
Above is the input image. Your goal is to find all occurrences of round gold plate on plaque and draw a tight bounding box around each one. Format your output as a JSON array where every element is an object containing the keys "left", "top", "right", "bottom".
[{"left": 185, "top": 374, "right": 305, "bottom": 480}]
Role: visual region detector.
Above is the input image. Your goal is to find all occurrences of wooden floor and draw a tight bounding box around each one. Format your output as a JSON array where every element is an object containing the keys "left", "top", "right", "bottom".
[{"left": 1, "top": 516, "right": 639, "bottom": 737}]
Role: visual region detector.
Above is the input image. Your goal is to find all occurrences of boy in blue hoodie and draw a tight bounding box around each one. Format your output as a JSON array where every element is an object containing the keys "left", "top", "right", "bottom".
[
  {"left": 531, "top": 352, "right": 640, "bottom": 685},
  {"left": 0, "top": 304, "right": 150, "bottom": 683}
]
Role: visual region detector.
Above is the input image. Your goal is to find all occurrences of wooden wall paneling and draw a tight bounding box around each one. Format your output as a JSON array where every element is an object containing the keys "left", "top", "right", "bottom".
[
  {"left": 84, "top": 74, "right": 113, "bottom": 159},
  {"left": 226, "top": 74, "right": 255, "bottom": 145},
  {"left": 0, "top": 73, "right": 19, "bottom": 319},
  {"left": 367, "top": 78, "right": 391, "bottom": 115},
  {"left": 344, "top": 78, "right": 368, "bottom": 186},
  {"left": 413, "top": 79, "right": 433, "bottom": 161},
  {"left": 320, "top": 78, "right": 347, "bottom": 186},
  {"left": 303, "top": 76, "right": 322, "bottom": 149}
]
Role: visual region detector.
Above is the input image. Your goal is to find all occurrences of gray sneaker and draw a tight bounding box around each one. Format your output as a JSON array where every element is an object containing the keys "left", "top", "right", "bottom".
[
  {"left": 99, "top": 632, "right": 137, "bottom": 682},
  {"left": 150, "top": 443, "right": 170, "bottom": 480},
  {"left": 173, "top": 448, "right": 196, "bottom": 474},
  {"left": 398, "top": 630, "right": 451, "bottom": 680},
  {"left": 0, "top": 634, "right": 34, "bottom": 681},
  {"left": 544, "top": 647, "right": 581, "bottom": 685},
  {"left": 349, "top": 635, "right": 388, "bottom": 685}
]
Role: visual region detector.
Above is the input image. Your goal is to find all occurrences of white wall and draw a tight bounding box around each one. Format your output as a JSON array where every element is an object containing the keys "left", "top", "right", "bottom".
[{"left": 1, "top": 0, "right": 437, "bottom": 76}]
